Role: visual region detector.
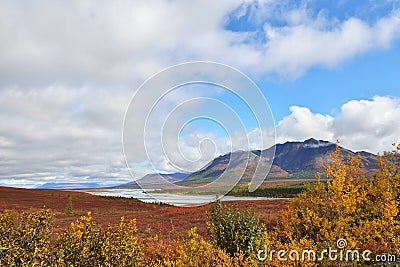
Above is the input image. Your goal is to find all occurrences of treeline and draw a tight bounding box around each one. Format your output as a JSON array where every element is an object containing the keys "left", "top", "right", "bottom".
[{"left": 228, "top": 184, "right": 308, "bottom": 198}]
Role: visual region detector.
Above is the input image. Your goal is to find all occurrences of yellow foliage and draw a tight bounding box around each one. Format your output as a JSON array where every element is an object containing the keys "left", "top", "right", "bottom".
[
  {"left": 0, "top": 208, "right": 54, "bottom": 266},
  {"left": 55, "top": 211, "right": 141, "bottom": 266},
  {"left": 273, "top": 143, "right": 400, "bottom": 266},
  {"left": 144, "top": 227, "right": 231, "bottom": 267}
]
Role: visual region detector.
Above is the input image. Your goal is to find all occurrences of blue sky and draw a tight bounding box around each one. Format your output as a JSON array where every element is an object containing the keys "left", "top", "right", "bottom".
[
  {"left": 261, "top": 40, "right": 400, "bottom": 121},
  {"left": 0, "top": 0, "right": 399, "bottom": 187},
  {"left": 224, "top": 0, "right": 400, "bottom": 122}
]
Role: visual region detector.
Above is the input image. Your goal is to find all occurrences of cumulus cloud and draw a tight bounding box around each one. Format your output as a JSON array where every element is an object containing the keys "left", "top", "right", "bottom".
[
  {"left": 333, "top": 96, "right": 400, "bottom": 152},
  {"left": 276, "top": 106, "right": 334, "bottom": 142},
  {"left": 276, "top": 96, "right": 400, "bottom": 153},
  {"left": 259, "top": 9, "right": 400, "bottom": 77},
  {"left": 1, "top": 1, "right": 400, "bottom": 84},
  {"left": 0, "top": 0, "right": 241, "bottom": 86}
]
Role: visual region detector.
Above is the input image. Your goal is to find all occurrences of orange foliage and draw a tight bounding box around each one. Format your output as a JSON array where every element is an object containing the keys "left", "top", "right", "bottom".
[{"left": 271, "top": 143, "right": 400, "bottom": 266}]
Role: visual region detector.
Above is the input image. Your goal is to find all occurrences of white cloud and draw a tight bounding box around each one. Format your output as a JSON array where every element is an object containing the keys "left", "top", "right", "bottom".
[
  {"left": 276, "top": 96, "right": 400, "bottom": 153},
  {"left": 1, "top": 1, "right": 399, "bottom": 84},
  {"left": 333, "top": 96, "right": 400, "bottom": 152},
  {"left": 0, "top": 0, "right": 241, "bottom": 86},
  {"left": 0, "top": 1, "right": 399, "bottom": 186},
  {"left": 276, "top": 106, "right": 334, "bottom": 142},
  {"left": 0, "top": 85, "right": 132, "bottom": 185},
  {"left": 260, "top": 10, "right": 400, "bottom": 77}
]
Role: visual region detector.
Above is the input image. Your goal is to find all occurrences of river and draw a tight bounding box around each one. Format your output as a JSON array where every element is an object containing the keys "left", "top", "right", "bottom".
[{"left": 85, "top": 189, "right": 287, "bottom": 206}]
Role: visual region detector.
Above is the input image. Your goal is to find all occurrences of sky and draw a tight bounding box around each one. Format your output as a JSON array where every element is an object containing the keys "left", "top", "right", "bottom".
[{"left": 0, "top": 0, "right": 399, "bottom": 188}]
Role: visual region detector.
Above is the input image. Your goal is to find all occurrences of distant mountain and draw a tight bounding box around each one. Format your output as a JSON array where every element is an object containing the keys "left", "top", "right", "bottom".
[
  {"left": 37, "top": 182, "right": 103, "bottom": 189},
  {"left": 178, "top": 138, "right": 378, "bottom": 186},
  {"left": 113, "top": 172, "right": 190, "bottom": 189},
  {"left": 37, "top": 139, "right": 378, "bottom": 190}
]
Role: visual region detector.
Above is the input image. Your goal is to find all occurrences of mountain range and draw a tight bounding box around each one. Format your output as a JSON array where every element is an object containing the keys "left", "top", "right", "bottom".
[
  {"left": 37, "top": 182, "right": 103, "bottom": 190},
  {"left": 116, "top": 138, "right": 377, "bottom": 189}
]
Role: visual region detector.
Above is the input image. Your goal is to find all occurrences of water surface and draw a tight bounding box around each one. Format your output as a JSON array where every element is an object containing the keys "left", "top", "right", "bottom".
[{"left": 85, "top": 189, "right": 287, "bottom": 206}]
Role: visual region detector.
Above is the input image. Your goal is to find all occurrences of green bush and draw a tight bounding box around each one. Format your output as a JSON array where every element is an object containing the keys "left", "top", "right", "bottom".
[
  {"left": 207, "top": 201, "right": 265, "bottom": 258},
  {"left": 65, "top": 195, "right": 74, "bottom": 216}
]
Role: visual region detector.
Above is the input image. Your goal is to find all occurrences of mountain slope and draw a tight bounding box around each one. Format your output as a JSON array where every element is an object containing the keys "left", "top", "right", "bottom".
[
  {"left": 179, "top": 138, "right": 377, "bottom": 186},
  {"left": 113, "top": 172, "right": 190, "bottom": 189},
  {"left": 268, "top": 138, "right": 377, "bottom": 171}
]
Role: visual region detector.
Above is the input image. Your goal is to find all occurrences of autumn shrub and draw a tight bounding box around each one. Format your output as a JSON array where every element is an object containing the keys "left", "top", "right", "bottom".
[
  {"left": 54, "top": 212, "right": 142, "bottom": 266},
  {"left": 269, "top": 144, "right": 400, "bottom": 266},
  {"left": 143, "top": 227, "right": 234, "bottom": 267},
  {"left": 207, "top": 201, "right": 265, "bottom": 258},
  {"left": 143, "top": 227, "right": 262, "bottom": 267},
  {"left": 0, "top": 208, "right": 54, "bottom": 266}
]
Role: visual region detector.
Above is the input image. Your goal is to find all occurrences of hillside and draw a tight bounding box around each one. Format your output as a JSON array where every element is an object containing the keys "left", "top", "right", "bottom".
[
  {"left": 111, "top": 138, "right": 377, "bottom": 190},
  {"left": 113, "top": 172, "right": 190, "bottom": 189},
  {"left": 178, "top": 138, "right": 377, "bottom": 186}
]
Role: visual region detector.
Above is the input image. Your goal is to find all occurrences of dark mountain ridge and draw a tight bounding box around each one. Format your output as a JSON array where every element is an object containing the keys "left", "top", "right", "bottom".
[{"left": 179, "top": 138, "right": 377, "bottom": 186}]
